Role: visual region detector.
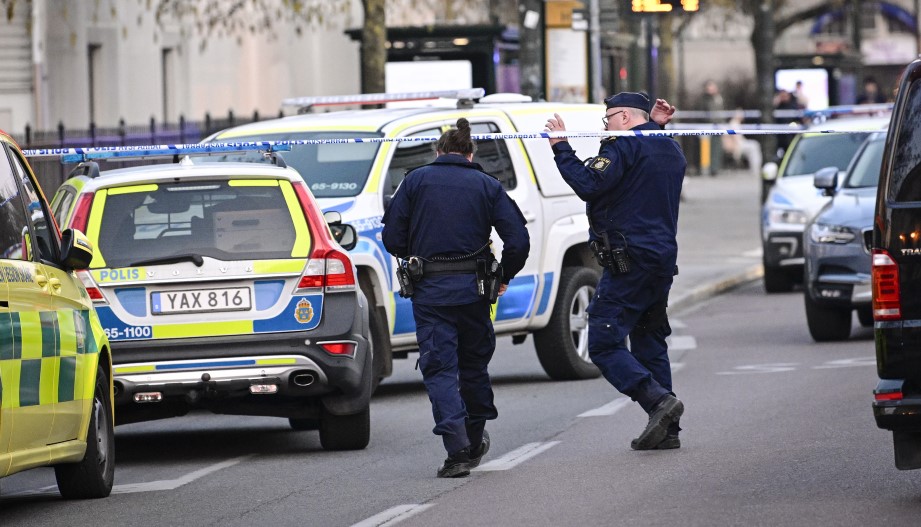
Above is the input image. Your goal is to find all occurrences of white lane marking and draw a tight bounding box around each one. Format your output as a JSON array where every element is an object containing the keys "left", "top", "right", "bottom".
[
  {"left": 742, "top": 248, "right": 763, "bottom": 258},
  {"left": 812, "top": 357, "right": 876, "bottom": 369},
  {"left": 669, "top": 319, "right": 687, "bottom": 329},
  {"left": 671, "top": 362, "right": 685, "bottom": 373},
  {"left": 472, "top": 441, "right": 560, "bottom": 472},
  {"left": 351, "top": 504, "right": 435, "bottom": 527},
  {"left": 716, "top": 362, "right": 799, "bottom": 375},
  {"left": 667, "top": 335, "right": 697, "bottom": 351},
  {"left": 579, "top": 398, "right": 631, "bottom": 417},
  {"left": 8, "top": 456, "right": 253, "bottom": 498}
]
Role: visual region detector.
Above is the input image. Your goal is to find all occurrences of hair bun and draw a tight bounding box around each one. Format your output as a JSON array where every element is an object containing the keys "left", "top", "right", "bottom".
[{"left": 456, "top": 118, "right": 470, "bottom": 131}]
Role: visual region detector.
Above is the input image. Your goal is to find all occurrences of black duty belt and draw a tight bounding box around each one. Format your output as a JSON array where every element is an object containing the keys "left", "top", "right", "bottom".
[{"left": 423, "top": 259, "right": 479, "bottom": 276}]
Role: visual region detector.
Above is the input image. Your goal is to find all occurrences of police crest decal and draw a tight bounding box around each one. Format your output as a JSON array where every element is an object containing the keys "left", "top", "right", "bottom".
[
  {"left": 295, "top": 298, "right": 315, "bottom": 324},
  {"left": 591, "top": 157, "right": 612, "bottom": 171}
]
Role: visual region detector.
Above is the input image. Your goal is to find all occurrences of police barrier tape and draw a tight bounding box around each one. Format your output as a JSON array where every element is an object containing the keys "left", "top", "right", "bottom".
[{"left": 22, "top": 128, "right": 882, "bottom": 161}]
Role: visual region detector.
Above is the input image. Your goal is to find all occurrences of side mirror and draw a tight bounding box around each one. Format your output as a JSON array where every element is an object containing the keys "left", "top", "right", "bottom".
[
  {"left": 60, "top": 229, "right": 94, "bottom": 270},
  {"left": 330, "top": 224, "right": 358, "bottom": 251},
  {"left": 813, "top": 166, "right": 839, "bottom": 197},
  {"left": 761, "top": 161, "right": 779, "bottom": 182},
  {"left": 323, "top": 211, "right": 342, "bottom": 224}
]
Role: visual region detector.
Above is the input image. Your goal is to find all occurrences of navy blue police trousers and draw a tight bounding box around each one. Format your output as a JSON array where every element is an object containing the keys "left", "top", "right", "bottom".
[
  {"left": 413, "top": 300, "right": 498, "bottom": 456},
  {"left": 587, "top": 267, "right": 675, "bottom": 413}
]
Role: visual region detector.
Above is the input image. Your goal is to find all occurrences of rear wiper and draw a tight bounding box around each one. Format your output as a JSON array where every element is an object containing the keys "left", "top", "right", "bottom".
[{"left": 128, "top": 254, "right": 204, "bottom": 267}]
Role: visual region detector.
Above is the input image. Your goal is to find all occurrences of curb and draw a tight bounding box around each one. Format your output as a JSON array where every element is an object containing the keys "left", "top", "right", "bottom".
[{"left": 669, "top": 264, "right": 764, "bottom": 315}]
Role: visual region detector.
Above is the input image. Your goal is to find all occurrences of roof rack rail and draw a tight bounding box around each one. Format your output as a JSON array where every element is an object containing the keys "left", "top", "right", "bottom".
[
  {"left": 283, "top": 88, "right": 486, "bottom": 113},
  {"left": 20, "top": 142, "right": 292, "bottom": 164}
]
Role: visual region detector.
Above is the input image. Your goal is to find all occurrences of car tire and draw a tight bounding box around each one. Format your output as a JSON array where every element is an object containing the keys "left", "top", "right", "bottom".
[
  {"left": 763, "top": 264, "right": 794, "bottom": 293},
  {"left": 534, "top": 267, "right": 602, "bottom": 380},
  {"left": 857, "top": 306, "right": 874, "bottom": 327},
  {"left": 319, "top": 405, "right": 370, "bottom": 451},
  {"left": 54, "top": 364, "right": 115, "bottom": 499},
  {"left": 369, "top": 305, "right": 390, "bottom": 393},
  {"left": 805, "top": 293, "right": 852, "bottom": 341}
]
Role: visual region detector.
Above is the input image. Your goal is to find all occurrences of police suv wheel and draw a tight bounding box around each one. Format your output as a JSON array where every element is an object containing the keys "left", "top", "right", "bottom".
[
  {"left": 534, "top": 267, "right": 602, "bottom": 380},
  {"left": 319, "top": 405, "right": 371, "bottom": 451},
  {"left": 54, "top": 364, "right": 115, "bottom": 499},
  {"left": 805, "top": 293, "right": 852, "bottom": 342}
]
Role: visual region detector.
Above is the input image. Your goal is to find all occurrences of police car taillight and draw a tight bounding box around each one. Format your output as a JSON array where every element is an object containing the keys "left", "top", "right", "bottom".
[
  {"left": 872, "top": 249, "right": 901, "bottom": 321},
  {"left": 319, "top": 341, "right": 356, "bottom": 357},
  {"left": 76, "top": 270, "right": 106, "bottom": 303},
  {"left": 297, "top": 249, "right": 356, "bottom": 292},
  {"left": 69, "top": 192, "right": 95, "bottom": 232}
]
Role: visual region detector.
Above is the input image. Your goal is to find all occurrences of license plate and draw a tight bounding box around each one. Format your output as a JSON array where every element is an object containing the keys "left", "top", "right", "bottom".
[{"left": 151, "top": 287, "right": 252, "bottom": 315}]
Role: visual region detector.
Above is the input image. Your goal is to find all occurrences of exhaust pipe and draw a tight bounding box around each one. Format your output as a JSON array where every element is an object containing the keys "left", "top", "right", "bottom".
[{"left": 292, "top": 371, "right": 316, "bottom": 387}]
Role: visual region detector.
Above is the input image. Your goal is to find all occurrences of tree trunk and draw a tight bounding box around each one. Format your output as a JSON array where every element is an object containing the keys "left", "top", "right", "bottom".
[
  {"left": 519, "top": 0, "right": 545, "bottom": 99},
  {"left": 361, "top": 0, "right": 386, "bottom": 94},
  {"left": 750, "top": 0, "right": 777, "bottom": 162}
]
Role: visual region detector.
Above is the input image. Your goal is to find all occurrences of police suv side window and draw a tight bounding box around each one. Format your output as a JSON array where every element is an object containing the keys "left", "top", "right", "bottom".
[
  {"left": 52, "top": 188, "right": 76, "bottom": 229},
  {"left": 0, "top": 147, "right": 33, "bottom": 261},
  {"left": 387, "top": 128, "right": 441, "bottom": 197},
  {"left": 470, "top": 122, "right": 517, "bottom": 190},
  {"left": 8, "top": 149, "right": 59, "bottom": 263},
  {"left": 890, "top": 80, "right": 921, "bottom": 202}
]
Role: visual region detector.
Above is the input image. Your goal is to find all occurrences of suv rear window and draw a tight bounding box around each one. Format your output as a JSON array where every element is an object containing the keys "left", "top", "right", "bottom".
[
  {"left": 783, "top": 132, "right": 870, "bottom": 177},
  {"left": 96, "top": 181, "right": 301, "bottom": 268},
  {"left": 888, "top": 81, "right": 921, "bottom": 202},
  {"left": 205, "top": 131, "right": 381, "bottom": 198}
]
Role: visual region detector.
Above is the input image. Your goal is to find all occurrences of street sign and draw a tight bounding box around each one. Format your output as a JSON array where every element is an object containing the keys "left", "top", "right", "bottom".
[{"left": 631, "top": 0, "right": 699, "bottom": 13}]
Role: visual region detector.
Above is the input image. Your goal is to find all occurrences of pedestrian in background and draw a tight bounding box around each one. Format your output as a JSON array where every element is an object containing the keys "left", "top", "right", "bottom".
[
  {"left": 381, "top": 118, "right": 530, "bottom": 478},
  {"left": 702, "top": 80, "right": 725, "bottom": 175},
  {"left": 544, "top": 92, "right": 686, "bottom": 450},
  {"left": 857, "top": 76, "right": 887, "bottom": 104}
]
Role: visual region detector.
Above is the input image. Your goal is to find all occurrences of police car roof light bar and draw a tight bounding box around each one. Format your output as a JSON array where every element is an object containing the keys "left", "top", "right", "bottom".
[
  {"left": 283, "top": 88, "right": 486, "bottom": 112},
  {"left": 49, "top": 142, "right": 292, "bottom": 164}
]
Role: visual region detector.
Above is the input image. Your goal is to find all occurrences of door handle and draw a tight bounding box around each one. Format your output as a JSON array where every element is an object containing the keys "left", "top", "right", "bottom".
[
  {"left": 49, "top": 277, "right": 62, "bottom": 293},
  {"left": 522, "top": 211, "right": 537, "bottom": 224}
]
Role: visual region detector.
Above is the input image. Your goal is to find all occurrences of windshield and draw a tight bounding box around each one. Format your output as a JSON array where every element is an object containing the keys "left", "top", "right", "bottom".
[
  {"left": 782, "top": 132, "right": 870, "bottom": 177},
  {"left": 202, "top": 131, "right": 382, "bottom": 198},
  {"left": 844, "top": 137, "right": 886, "bottom": 188},
  {"left": 95, "top": 181, "right": 304, "bottom": 268}
]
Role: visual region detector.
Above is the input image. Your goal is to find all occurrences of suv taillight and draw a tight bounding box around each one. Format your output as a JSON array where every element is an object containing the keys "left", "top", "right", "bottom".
[
  {"left": 296, "top": 249, "right": 357, "bottom": 292},
  {"left": 872, "top": 249, "right": 901, "bottom": 320},
  {"left": 69, "top": 193, "right": 95, "bottom": 232},
  {"left": 76, "top": 270, "right": 106, "bottom": 303}
]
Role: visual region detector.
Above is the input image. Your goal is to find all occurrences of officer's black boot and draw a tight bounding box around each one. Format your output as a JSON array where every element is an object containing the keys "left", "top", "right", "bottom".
[
  {"left": 631, "top": 395, "right": 684, "bottom": 451},
  {"left": 437, "top": 448, "right": 472, "bottom": 478},
  {"left": 467, "top": 430, "right": 490, "bottom": 469}
]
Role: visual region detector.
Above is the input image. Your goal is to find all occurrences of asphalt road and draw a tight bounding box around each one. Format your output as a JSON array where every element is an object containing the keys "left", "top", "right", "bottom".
[{"left": 4, "top": 282, "right": 921, "bottom": 526}]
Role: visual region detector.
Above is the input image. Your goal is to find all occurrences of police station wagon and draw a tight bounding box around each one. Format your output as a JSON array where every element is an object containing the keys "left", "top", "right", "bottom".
[
  {"left": 50, "top": 149, "right": 372, "bottom": 451},
  {"left": 0, "top": 130, "right": 114, "bottom": 498}
]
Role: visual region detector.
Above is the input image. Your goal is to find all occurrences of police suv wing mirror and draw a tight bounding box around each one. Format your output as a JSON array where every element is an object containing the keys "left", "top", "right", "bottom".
[
  {"left": 813, "top": 166, "right": 839, "bottom": 197},
  {"left": 59, "top": 229, "right": 95, "bottom": 271},
  {"left": 324, "top": 211, "right": 358, "bottom": 251},
  {"left": 761, "top": 161, "right": 779, "bottom": 182}
]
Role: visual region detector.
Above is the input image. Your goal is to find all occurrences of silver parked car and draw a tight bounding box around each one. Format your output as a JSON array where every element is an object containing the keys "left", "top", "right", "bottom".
[{"left": 802, "top": 132, "right": 886, "bottom": 341}]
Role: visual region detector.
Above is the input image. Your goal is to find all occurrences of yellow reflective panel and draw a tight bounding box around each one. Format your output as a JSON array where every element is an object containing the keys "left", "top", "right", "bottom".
[
  {"left": 256, "top": 358, "right": 298, "bottom": 365},
  {"left": 253, "top": 259, "right": 307, "bottom": 274},
  {"left": 108, "top": 184, "right": 159, "bottom": 195},
  {"left": 87, "top": 190, "right": 108, "bottom": 268},
  {"left": 152, "top": 320, "right": 254, "bottom": 339},
  {"left": 279, "top": 182, "right": 311, "bottom": 258}
]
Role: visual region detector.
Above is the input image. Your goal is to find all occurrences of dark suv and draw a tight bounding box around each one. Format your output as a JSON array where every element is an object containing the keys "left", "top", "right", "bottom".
[{"left": 872, "top": 57, "right": 921, "bottom": 469}]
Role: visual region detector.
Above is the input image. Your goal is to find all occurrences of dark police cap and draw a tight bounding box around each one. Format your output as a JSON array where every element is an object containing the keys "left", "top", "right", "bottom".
[{"left": 604, "top": 91, "right": 651, "bottom": 112}]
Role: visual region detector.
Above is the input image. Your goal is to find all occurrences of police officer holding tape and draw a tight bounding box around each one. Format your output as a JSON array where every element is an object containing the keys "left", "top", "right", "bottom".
[
  {"left": 382, "top": 118, "right": 530, "bottom": 477},
  {"left": 546, "top": 92, "right": 687, "bottom": 450}
]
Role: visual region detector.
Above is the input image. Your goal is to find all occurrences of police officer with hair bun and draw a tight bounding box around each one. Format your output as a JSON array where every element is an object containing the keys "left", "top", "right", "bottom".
[
  {"left": 382, "top": 117, "right": 530, "bottom": 478},
  {"left": 545, "top": 92, "right": 688, "bottom": 451}
]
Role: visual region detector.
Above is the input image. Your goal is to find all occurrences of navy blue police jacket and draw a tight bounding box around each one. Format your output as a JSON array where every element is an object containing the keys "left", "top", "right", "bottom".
[
  {"left": 551, "top": 120, "right": 686, "bottom": 277},
  {"left": 381, "top": 154, "right": 530, "bottom": 306}
]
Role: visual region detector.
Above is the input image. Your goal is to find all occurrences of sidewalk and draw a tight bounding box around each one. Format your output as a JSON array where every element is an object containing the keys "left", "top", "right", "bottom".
[{"left": 669, "top": 168, "right": 764, "bottom": 315}]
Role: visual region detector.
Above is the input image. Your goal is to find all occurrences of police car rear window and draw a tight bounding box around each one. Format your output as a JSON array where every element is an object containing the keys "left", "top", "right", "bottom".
[
  {"left": 204, "top": 131, "right": 381, "bottom": 198},
  {"left": 783, "top": 132, "right": 869, "bottom": 177},
  {"left": 888, "top": 81, "right": 921, "bottom": 202},
  {"left": 95, "top": 182, "right": 298, "bottom": 267}
]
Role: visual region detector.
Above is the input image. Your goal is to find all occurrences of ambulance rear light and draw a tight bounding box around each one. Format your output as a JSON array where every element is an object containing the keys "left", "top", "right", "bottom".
[
  {"left": 872, "top": 249, "right": 901, "bottom": 320},
  {"left": 283, "top": 88, "right": 485, "bottom": 111},
  {"left": 69, "top": 193, "right": 95, "bottom": 232},
  {"left": 76, "top": 270, "right": 106, "bottom": 303}
]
